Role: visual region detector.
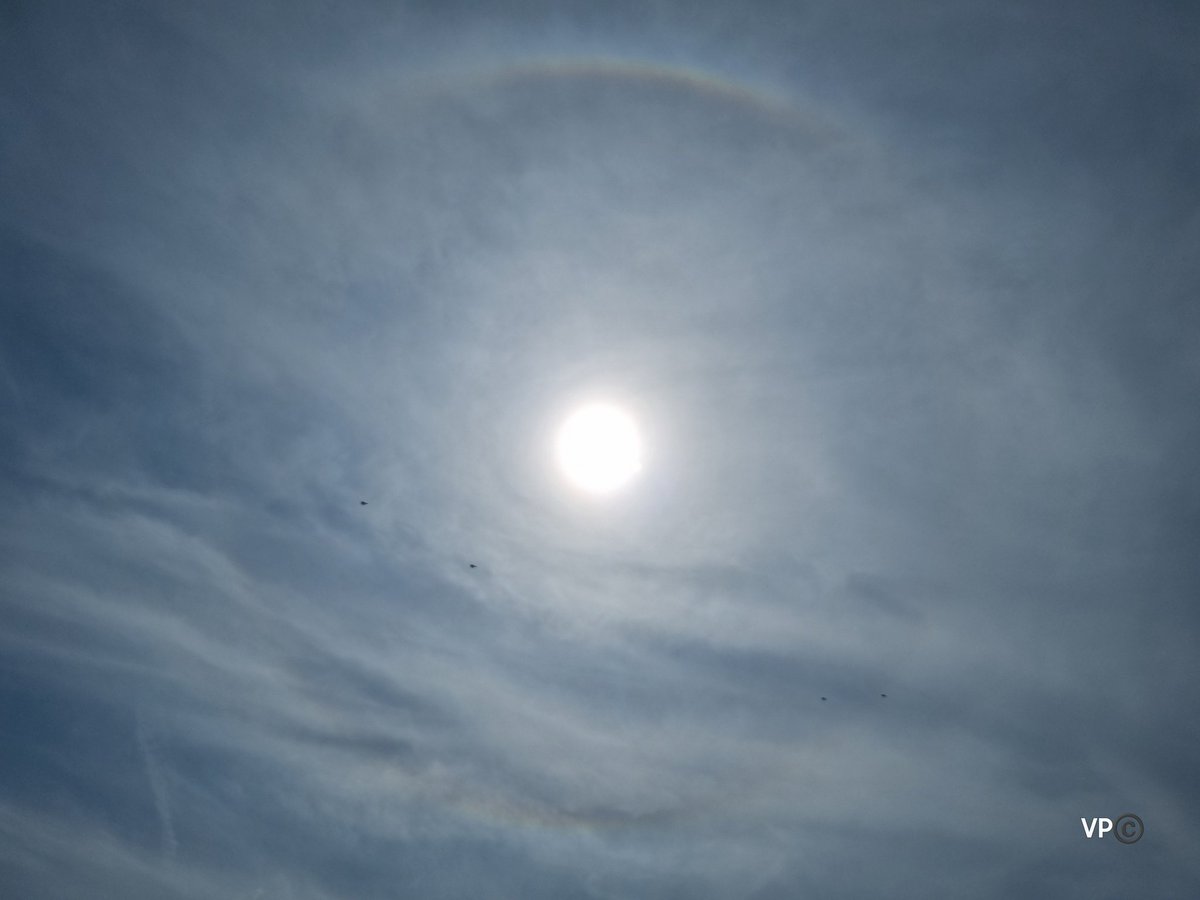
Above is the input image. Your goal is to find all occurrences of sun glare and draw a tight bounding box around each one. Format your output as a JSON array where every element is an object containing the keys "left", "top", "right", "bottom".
[{"left": 556, "top": 404, "right": 643, "bottom": 494}]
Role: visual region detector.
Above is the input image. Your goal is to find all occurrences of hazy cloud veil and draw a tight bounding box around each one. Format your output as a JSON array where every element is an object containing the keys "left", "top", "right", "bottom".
[{"left": 2, "top": 2, "right": 1198, "bottom": 897}]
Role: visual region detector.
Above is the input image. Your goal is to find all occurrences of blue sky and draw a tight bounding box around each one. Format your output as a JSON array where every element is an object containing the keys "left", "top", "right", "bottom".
[{"left": 2, "top": 2, "right": 1199, "bottom": 897}]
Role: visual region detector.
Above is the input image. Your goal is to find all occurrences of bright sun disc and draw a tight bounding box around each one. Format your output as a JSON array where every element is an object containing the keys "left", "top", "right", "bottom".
[{"left": 556, "top": 404, "right": 643, "bottom": 494}]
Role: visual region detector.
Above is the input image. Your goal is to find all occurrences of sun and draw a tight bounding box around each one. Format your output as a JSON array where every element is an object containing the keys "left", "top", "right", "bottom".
[{"left": 556, "top": 404, "right": 643, "bottom": 494}]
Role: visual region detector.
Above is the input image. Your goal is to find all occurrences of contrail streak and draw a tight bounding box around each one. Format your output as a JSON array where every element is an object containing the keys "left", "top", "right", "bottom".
[
  {"left": 135, "top": 711, "right": 178, "bottom": 858},
  {"left": 0, "top": 354, "right": 25, "bottom": 412}
]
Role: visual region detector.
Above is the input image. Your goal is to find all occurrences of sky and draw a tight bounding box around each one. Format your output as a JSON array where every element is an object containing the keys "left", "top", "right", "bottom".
[{"left": 2, "top": 1, "right": 1199, "bottom": 897}]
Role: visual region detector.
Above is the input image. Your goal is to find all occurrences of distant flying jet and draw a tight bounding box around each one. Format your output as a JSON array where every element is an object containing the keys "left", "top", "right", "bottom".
[
  {"left": 360, "top": 500, "right": 368, "bottom": 505},
  {"left": 469, "top": 564, "right": 477, "bottom": 569}
]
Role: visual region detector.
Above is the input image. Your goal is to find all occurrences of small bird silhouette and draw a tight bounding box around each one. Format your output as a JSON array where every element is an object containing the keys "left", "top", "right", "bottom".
[
  {"left": 469, "top": 564, "right": 477, "bottom": 569},
  {"left": 360, "top": 500, "right": 368, "bottom": 506},
  {"left": 881, "top": 693, "right": 887, "bottom": 698},
  {"left": 821, "top": 697, "right": 827, "bottom": 701}
]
